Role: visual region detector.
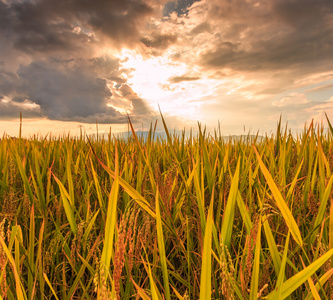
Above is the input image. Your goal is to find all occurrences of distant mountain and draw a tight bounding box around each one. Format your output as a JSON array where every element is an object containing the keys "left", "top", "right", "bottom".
[{"left": 89, "top": 131, "right": 265, "bottom": 143}]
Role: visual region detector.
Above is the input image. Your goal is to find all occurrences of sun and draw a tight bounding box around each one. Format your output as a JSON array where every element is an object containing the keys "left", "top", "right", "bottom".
[
  {"left": 117, "top": 49, "right": 222, "bottom": 121},
  {"left": 119, "top": 50, "right": 187, "bottom": 101}
]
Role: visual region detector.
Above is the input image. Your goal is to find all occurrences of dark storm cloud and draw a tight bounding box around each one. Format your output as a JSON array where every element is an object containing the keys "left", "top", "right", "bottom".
[
  {"left": 0, "top": 0, "right": 157, "bottom": 123},
  {"left": 118, "top": 84, "right": 152, "bottom": 115},
  {"left": 10, "top": 59, "right": 129, "bottom": 123},
  {"left": 200, "top": 0, "right": 333, "bottom": 72},
  {"left": 0, "top": 98, "right": 41, "bottom": 119},
  {"left": 273, "top": 0, "right": 333, "bottom": 29},
  {"left": 0, "top": 71, "right": 18, "bottom": 95},
  {"left": 2, "top": 0, "right": 333, "bottom": 131},
  {"left": 0, "top": 0, "right": 155, "bottom": 54},
  {"left": 0, "top": 54, "right": 153, "bottom": 123},
  {"left": 0, "top": 55, "right": 141, "bottom": 123}
]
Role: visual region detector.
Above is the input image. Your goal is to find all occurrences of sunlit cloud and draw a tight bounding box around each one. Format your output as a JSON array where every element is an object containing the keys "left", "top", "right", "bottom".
[
  {"left": 273, "top": 93, "right": 310, "bottom": 107},
  {"left": 306, "top": 96, "right": 333, "bottom": 112},
  {"left": 120, "top": 50, "right": 187, "bottom": 100},
  {"left": 119, "top": 50, "right": 209, "bottom": 118}
]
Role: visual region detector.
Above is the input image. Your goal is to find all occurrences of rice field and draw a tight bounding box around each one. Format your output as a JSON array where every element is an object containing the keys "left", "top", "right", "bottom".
[{"left": 1, "top": 115, "right": 333, "bottom": 299}]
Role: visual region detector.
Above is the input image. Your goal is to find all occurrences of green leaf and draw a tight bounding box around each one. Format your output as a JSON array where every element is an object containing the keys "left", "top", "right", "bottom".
[
  {"left": 262, "top": 214, "right": 282, "bottom": 276},
  {"left": 13, "top": 150, "right": 34, "bottom": 203},
  {"left": 270, "top": 232, "right": 290, "bottom": 300},
  {"left": 221, "top": 159, "right": 241, "bottom": 248},
  {"left": 156, "top": 188, "right": 171, "bottom": 300},
  {"left": 267, "top": 248, "right": 333, "bottom": 299},
  {"left": 304, "top": 268, "right": 333, "bottom": 300},
  {"left": 100, "top": 146, "right": 119, "bottom": 273},
  {"left": 254, "top": 146, "right": 303, "bottom": 246},
  {"left": 312, "top": 173, "right": 333, "bottom": 242},
  {"left": 200, "top": 192, "right": 214, "bottom": 300},
  {"left": 90, "top": 146, "right": 156, "bottom": 219},
  {"left": 0, "top": 233, "right": 27, "bottom": 300},
  {"left": 52, "top": 173, "right": 77, "bottom": 234},
  {"left": 249, "top": 217, "right": 262, "bottom": 300}
]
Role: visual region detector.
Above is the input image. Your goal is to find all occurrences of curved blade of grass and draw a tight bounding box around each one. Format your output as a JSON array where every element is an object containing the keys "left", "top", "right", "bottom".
[
  {"left": 325, "top": 112, "right": 333, "bottom": 137},
  {"left": 267, "top": 248, "right": 333, "bottom": 299},
  {"left": 193, "top": 155, "right": 206, "bottom": 234},
  {"left": 285, "top": 159, "right": 304, "bottom": 203},
  {"left": 155, "top": 188, "right": 171, "bottom": 300},
  {"left": 36, "top": 220, "right": 45, "bottom": 298},
  {"left": 236, "top": 190, "right": 252, "bottom": 234},
  {"left": 30, "top": 170, "right": 45, "bottom": 213},
  {"left": 141, "top": 254, "right": 163, "bottom": 300},
  {"left": 32, "top": 149, "right": 46, "bottom": 209},
  {"left": 43, "top": 273, "right": 60, "bottom": 300},
  {"left": 312, "top": 173, "right": 333, "bottom": 242},
  {"left": 28, "top": 205, "right": 35, "bottom": 299},
  {"left": 158, "top": 108, "right": 187, "bottom": 183},
  {"left": 0, "top": 234, "right": 27, "bottom": 300},
  {"left": 90, "top": 158, "right": 105, "bottom": 213},
  {"left": 127, "top": 116, "right": 157, "bottom": 194},
  {"left": 101, "top": 146, "right": 119, "bottom": 273},
  {"left": 131, "top": 278, "right": 151, "bottom": 300},
  {"left": 328, "top": 199, "right": 333, "bottom": 253},
  {"left": 171, "top": 285, "right": 186, "bottom": 300},
  {"left": 304, "top": 268, "right": 333, "bottom": 300},
  {"left": 89, "top": 143, "right": 156, "bottom": 219},
  {"left": 249, "top": 217, "right": 262, "bottom": 300},
  {"left": 66, "top": 150, "right": 75, "bottom": 206},
  {"left": 320, "top": 139, "right": 331, "bottom": 177},
  {"left": 82, "top": 209, "right": 100, "bottom": 241},
  {"left": 68, "top": 239, "right": 100, "bottom": 299},
  {"left": 199, "top": 193, "right": 214, "bottom": 300},
  {"left": 52, "top": 173, "right": 77, "bottom": 234},
  {"left": 253, "top": 146, "right": 303, "bottom": 246},
  {"left": 300, "top": 256, "right": 321, "bottom": 300},
  {"left": 262, "top": 214, "right": 282, "bottom": 276},
  {"left": 221, "top": 159, "right": 240, "bottom": 248},
  {"left": 173, "top": 162, "right": 197, "bottom": 221},
  {"left": 295, "top": 121, "right": 313, "bottom": 172},
  {"left": 270, "top": 232, "right": 290, "bottom": 300},
  {"left": 200, "top": 134, "right": 214, "bottom": 193},
  {"left": 13, "top": 149, "right": 34, "bottom": 203}
]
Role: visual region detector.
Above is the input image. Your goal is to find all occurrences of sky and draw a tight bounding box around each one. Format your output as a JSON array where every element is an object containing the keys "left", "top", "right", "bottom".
[{"left": 1, "top": 0, "right": 333, "bottom": 137}]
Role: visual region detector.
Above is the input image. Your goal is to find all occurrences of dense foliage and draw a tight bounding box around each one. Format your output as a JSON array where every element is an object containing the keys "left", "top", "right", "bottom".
[{"left": 1, "top": 117, "right": 333, "bottom": 299}]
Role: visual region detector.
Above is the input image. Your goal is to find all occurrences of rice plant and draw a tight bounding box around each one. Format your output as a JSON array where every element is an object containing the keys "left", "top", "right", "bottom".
[{"left": 1, "top": 115, "right": 333, "bottom": 299}]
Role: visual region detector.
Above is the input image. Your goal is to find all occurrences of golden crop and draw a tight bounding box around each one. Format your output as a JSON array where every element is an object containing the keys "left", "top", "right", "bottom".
[{"left": 1, "top": 116, "right": 333, "bottom": 299}]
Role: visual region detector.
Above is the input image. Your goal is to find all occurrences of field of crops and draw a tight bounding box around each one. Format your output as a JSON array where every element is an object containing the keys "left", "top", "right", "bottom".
[{"left": 1, "top": 116, "right": 333, "bottom": 299}]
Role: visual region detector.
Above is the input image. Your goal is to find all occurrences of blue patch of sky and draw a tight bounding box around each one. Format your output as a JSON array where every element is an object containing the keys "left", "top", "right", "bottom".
[
  {"left": 163, "top": 0, "right": 201, "bottom": 16},
  {"left": 267, "top": 80, "right": 333, "bottom": 106},
  {"left": 301, "top": 79, "right": 333, "bottom": 103}
]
